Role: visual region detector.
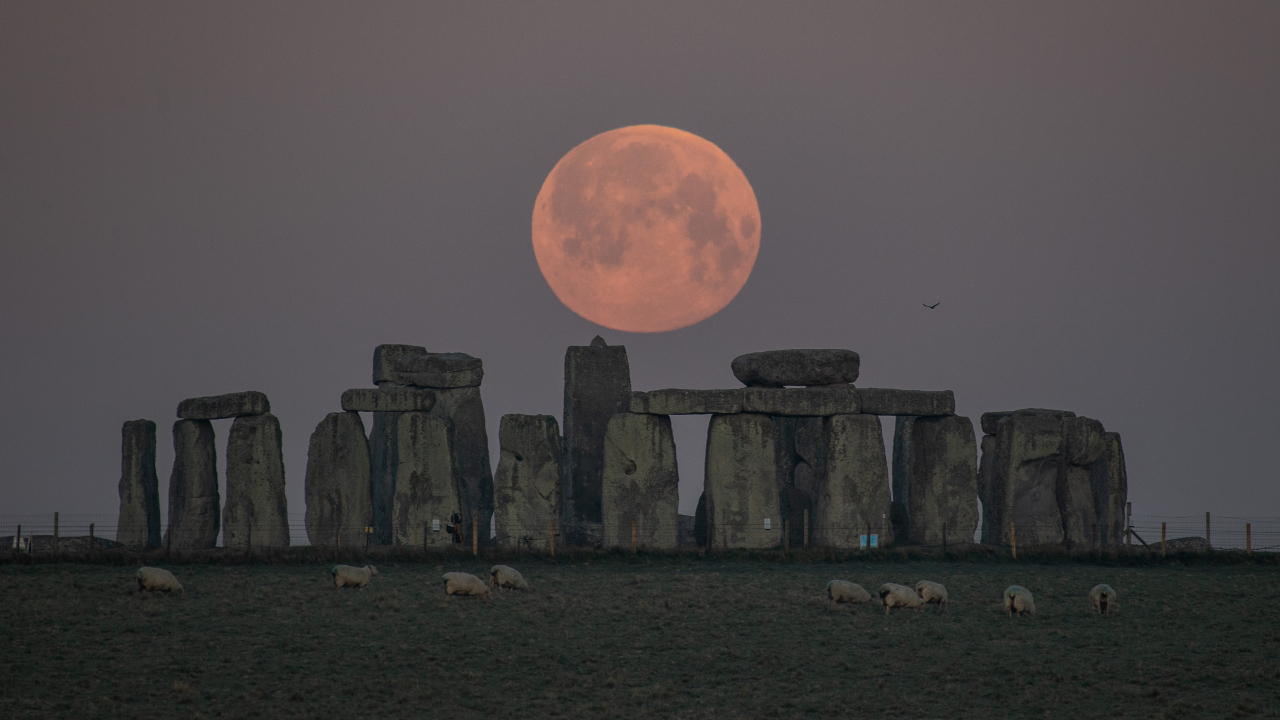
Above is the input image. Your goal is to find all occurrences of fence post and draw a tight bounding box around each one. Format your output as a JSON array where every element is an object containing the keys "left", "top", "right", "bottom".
[
  {"left": 943, "top": 522, "right": 948, "bottom": 555},
  {"left": 631, "top": 520, "right": 637, "bottom": 554},
  {"left": 15, "top": 525, "right": 20, "bottom": 554},
  {"left": 549, "top": 519, "right": 555, "bottom": 557},
  {"left": 1247, "top": 523, "right": 1251, "bottom": 554},
  {"left": 866, "top": 521, "right": 871, "bottom": 552},
  {"left": 54, "top": 512, "right": 59, "bottom": 556},
  {"left": 472, "top": 513, "right": 478, "bottom": 556},
  {"left": 1010, "top": 520, "right": 1017, "bottom": 560},
  {"left": 782, "top": 518, "right": 789, "bottom": 550},
  {"left": 1126, "top": 502, "right": 1132, "bottom": 547},
  {"left": 245, "top": 522, "right": 252, "bottom": 561},
  {"left": 1205, "top": 512, "right": 1211, "bottom": 548},
  {"left": 1161, "top": 522, "right": 1166, "bottom": 557},
  {"left": 802, "top": 509, "right": 809, "bottom": 549}
]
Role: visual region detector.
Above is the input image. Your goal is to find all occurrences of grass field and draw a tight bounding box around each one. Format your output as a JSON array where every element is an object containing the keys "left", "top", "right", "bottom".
[{"left": 3, "top": 555, "right": 1279, "bottom": 719}]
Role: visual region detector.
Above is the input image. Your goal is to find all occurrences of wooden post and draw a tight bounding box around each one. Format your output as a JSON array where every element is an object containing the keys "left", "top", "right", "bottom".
[
  {"left": 866, "top": 521, "right": 871, "bottom": 552},
  {"left": 1010, "top": 520, "right": 1017, "bottom": 560},
  {"left": 802, "top": 509, "right": 809, "bottom": 549},
  {"left": 631, "top": 520, "right": 637, "bottom": 554},
  {"left": 1247, "top": 523, "right": 1252, "bottom": 554},
  {"left": 943, "top": 522, "right": 948, "bottom": 555},
  {"left": 1161, "top": 522, "right": 1166, "bottom": 557},
  {"left": 1205, "top": 511, "right": 1211, "bottom": 548},
  {"left": 1126, "top": 502, "right": 1132, "bottom": 547},
  {"left": 15, "top": 525, "right": 20, "bottom": 554},
  {"left": 166, "top": 520, "right": 172, "bottom": 561},
  {"left": 245, "top": 522, "right": 252, "bottom": 561},
  {"left": 782, "top": 518, "right": 789, "bottom": 550},
  {"left": 549, "top": 519, "right": 555, "bottom": 557},
  {"left": 54, "top": 512, "right": 59, "bottom": 555},
  {"left": 89, "top": 523, "right": 95, "bottom": 557},
  {"left": 413, "top": 523, "right": 418, "bottom": 549},
  {"left": 472, "top": 512, "right": 478, "bottom": 556}
]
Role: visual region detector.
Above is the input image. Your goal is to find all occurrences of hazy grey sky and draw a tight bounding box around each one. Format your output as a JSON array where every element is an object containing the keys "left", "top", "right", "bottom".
[{"left": 2, "top": 2, "right": 1277, "bottom": 522}]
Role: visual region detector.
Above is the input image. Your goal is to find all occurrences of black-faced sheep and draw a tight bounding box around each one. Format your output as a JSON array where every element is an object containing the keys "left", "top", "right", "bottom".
[
  {"left": 1004, "top": 585, "right": 1035, "bottom": 617},
  {"left": 1089, "top": 583, "right": 1117, "bottom": 616}
]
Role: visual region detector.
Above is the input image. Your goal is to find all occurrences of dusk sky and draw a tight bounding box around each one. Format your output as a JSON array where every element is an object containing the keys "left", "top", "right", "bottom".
[{"left": 2, "top": 2, "right": 1277, "bottom": 524}]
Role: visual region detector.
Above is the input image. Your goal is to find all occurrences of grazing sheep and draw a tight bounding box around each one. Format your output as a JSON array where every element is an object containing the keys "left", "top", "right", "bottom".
[
  {"left": 490, "top": 565, "right": 530, "bottom": 591},
  {"left": 443, "top": 572, "right": 491, "bottom": 598},
  {"left": 827, "top": 580, "right": 871, "bottom": 605},
  {"left": 915, "top": 580, "right": 949, "bottom": 612},
  {"left": 331, "top": 564, "right": 378, "bottom": 589},
  {"left": 136, "top": 567, "right": 184, "bottom": 595},
  {"left": 1090, "top": 584, "right": 1118, "bottom": 616},
  {"left": 878, "top": 583, "right": 925, "bottom": 614},
  {"left": 1004, "top": 585, "right": 1035, "bottom": 617}
]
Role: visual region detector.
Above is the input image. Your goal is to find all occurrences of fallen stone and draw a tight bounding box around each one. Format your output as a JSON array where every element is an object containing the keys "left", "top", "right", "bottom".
[
  {"left": 373, "top": 344, "right": 483, "bottom": 388},
  {"left": 392, "top": 412, "right": 463, "bottom": 548},
  {"left": 117, "top": 420, "right": 161, "bottom": 549},
  {"left": 858, "top": 389, "right": 954, "bottom": 417},
  {"left": 177, "top": 391, "right": 270, "bottom": 420},
  {"left": 223, "top": 413, "right": 290, "bottom": 549},
  {"left": 340, "top": 388, "right": 436, "bottom": 413},
  {"left": 1163, "top": 536, "right": 1209, "bottom": 552},
  {"left": 563, "top": 338, "right": 632, "bottom": 523},
  {"left": 303, "top": 412, "right": 373, "bottom": 549},
  {"left": 980, "top": 408, "right": 1074, "bottom": 436},
  {"left": 494, "top": 414, "right": 563, "bottom": 549},
  {"left": 164, "top": 419, "right": 220, "bottom": 550},
  {"left": 742, "top": 387, "right": 860, "bottom": 416},
  {"left": 820, "top": 414, "right": 893, "bottom": 548},
  {"left": 731, "top": 349, "right": 860, "bottom": 387},
  {"left": 630, "top": 388, "right": 743, "bottom": 415},
  {"left": 704, "top": 413, "right": 780, "bottom": 549},
  {"left": 601, "top": 413, "right": 680, "bottom": 550},
  {"left": 891, "top": 415, "right": 978, "bottom": 546}
]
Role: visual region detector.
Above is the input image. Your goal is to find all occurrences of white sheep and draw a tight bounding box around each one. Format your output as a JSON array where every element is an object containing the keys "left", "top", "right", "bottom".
[
  {"left": 827, "top": 580, "right": 871, "bottom": 605},
  {"left": 331, "top": 564, "right": 378, "bottom": 589},
  {"left": 136, "top": 567, "right": 184, "bottom": 595},
  {"left": 1004, "top": 585, "right": 1035, "bottom": 617},
  {"left": 443, "top": 572, "right": 491, "bottom": 598},
  {"left": 1089, "top": 583, "right": 1118, "bottom": 616},
  {"left": 878, "top": 583, "right": 925, "bottom": 614},
  {"left": 490, "top": 565, "right": 530, "bottom": 591},
  {"left": 915, "top": 580, "right": 949, "bottom": 612}
]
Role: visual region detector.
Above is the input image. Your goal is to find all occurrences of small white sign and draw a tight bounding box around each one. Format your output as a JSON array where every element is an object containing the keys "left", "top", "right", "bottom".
[
  {"left": 432, "top": 519, "right": 441, "bottom": 532},
  {"left": 763, "top": 518, "right": 771, "bottom": 530}
]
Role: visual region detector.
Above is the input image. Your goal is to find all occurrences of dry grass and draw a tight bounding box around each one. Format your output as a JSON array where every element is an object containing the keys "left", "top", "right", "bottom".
[{"left": 2, "top": 558, "right": 1279, "bottom": 718}]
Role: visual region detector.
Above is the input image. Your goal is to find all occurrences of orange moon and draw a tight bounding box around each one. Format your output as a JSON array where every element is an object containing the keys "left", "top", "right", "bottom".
[{"left": 532, "top": 125, "right": 761, "bottom": 333}]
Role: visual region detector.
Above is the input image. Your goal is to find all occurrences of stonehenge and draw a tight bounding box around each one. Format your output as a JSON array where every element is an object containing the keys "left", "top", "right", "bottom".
[
  {"left": 116, "top": 344, "right": 1127, "bottom": 555},
  {"left": 117, "top": 419, "right": 161, "bottom": 549}
]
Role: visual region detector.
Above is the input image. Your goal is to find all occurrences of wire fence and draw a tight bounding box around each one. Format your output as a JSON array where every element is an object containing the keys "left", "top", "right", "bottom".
[{"left": 2, "top": 512, "right": 1276, "bottom": 555}]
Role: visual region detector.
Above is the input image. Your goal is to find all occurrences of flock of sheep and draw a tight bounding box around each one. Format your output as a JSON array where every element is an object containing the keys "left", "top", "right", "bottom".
[{"left": 134, "top": 565, "right": 1119, "bottom": 616}]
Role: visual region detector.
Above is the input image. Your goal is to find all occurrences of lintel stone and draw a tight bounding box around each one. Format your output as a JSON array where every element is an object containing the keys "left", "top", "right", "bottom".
[
  {"left": 177, "top": 391, "right": 270, "bottom": 420},
  {"left": 341, "top": 388, "right": 436, "bottom": 413},
  {"left": 742, "top": 387, "right": 860, "bottom": 416},
  {"left": 630, "top": 389, "right": 743, "bottom": 415},
  {"left": 857, "top": 388, "right": 954, "bottom": 417}
]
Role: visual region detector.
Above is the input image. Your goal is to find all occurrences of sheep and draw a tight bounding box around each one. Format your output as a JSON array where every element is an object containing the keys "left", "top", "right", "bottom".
[
  {"left": 443, "top": 572, "right": 491, "bottom": 598},
  {"left": 1004, "top": 585, "right": 1035, "bottom": 617},
  {"left": 915, "top": 580, "right": 949, "bottom": 612},
  {"left": 490, "top": 565, "right": 530, "bottom": 591},
  {"left": 1089, "top": 584, "right": 1118, "bottom": 616},
  {"left": 331, "top": 564, "right": 378, "bottom": 589},
  {"left": 827, "top": 580, "right": 871, "bottom": 605},
  {"left": 878, "top": 583, "right": 925, "bottom": 614},
  {"left": 136, "top": 567, "right": 184, "bottom": 595}
]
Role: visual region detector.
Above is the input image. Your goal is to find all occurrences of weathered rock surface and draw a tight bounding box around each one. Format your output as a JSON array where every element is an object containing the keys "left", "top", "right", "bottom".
[
  {"left": 630, "top": 388, "right": 743, "bottom": 415},
  {"left": 742, "top": 387, "right": 860, "bottom": 416},
  {"left": 373, "top": 344, "right": 483, "bottom": 388},
  {"left": 164, "top": 419, "right": 220, "bottom": 550},
  {"left": 731, "top": 349, "right": 860, "bottom": 387},
  {"left": 980, "top": 411, "right": 1066, "bottom": 547},
  {"left": 426, "top": 385, "right": 493, "bottom": 542},
  {"left": 1060, "top": 416, "right": 1106, "bottom": 548},
  {"left": 177, "top": 391, "right": 270, "bottom": 420},
  {"left": 369, "top": 410, "right": 401, "bottom": 545},
  {"left": 223, "top": 413, "right": 290, "bottom": 549},
  {"left": 563, "top": 337, "right": 632, "bottom": 524},
  {"left": 820, "top": 414, "right": 893, "bottom": 548},
  {"left": 772, "top": 416, "right": 825, "bottom": 548},
  {"left": 601, "top": 413, "right": 680, "bottom": 550},
  {"left": 977, "top": 433, "right": 996, "bottom": 536},
  {"left": 340, "top": 388, "right": 436, "bottom": 413},
  {"left": 303, "top": 412, "right": 372, "bottom": 548},
  {"left": 117, "top": 420, "right": 161, "bottom": 549},
  {"left": 980, "top": 408, "right": 1074, "bottom": 436},
  {"left": 1163, "top": 536, "right": 1209, "bottom": 552},
  {"left": 494, "top": 414, "right": 562, "bottom": 549},
  {"left": 704, "top": 413, "right": 781, "bottom": 548},
  {"left": 891, "top": 415, "right": 978, "bottom": 546},
  {"left": 858, "top": 389, "right": 955, "bottom": 417},
  {"left": 392, "top": 412, "right": 462, "bottom": 548},
  {"left": 1093, "top": 432, "right": 1128, "bottom": 547},
  {"left": 678, "top": 514, "right": 697, "bottom": 547}
]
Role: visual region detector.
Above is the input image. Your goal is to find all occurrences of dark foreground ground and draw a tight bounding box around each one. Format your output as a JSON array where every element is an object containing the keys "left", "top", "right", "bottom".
[{"left": 2, "top": 557, "right": 1278, "bottom": 719}]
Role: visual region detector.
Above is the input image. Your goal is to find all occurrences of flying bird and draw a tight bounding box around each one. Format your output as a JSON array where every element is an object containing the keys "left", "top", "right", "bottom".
[{"left": 923, "top": 302, "right": 940, "bottom": 309}]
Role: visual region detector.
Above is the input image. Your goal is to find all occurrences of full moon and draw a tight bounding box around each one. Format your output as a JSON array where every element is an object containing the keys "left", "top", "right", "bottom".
[{"left": 532, "top": 125, "right": 761, "bottom": 333}]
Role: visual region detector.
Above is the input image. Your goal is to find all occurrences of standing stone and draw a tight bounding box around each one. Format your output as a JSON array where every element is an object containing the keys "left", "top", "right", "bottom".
[
  {"left": 117, "top": 420, "right": 161, "bottom": 549},
  {"left": 374, "top": 345, "right": 483, "bottom": 388},
  {"left": 494, "top": 414, "right": 563, "bottom": 549},
  {"left": 427, "top": 386, "right": 493, "bottom": 541},
  {"left": 980, "top": 410, "right": 1072, "bottom": 546},
  {"left": 977, "top": 433, "right": 997, "bottom": 542},
  {"left": 1060, "top": 416, "right": 1106, "bottom": 549},
  {"left": 1092, "top": 432, "right": 1128, "bottom": 547},
  {"left": 891, "top": 415, "right": 978, "bottom": 546},
  {"left": 223, "top": 413, "right": 289, "bottom": 549},
  {"left": 164, "top": 419, "right": 220, "bottom": 549},
  {"left": 821, "top": 414, "right": 893, "bottom": 548},
  {"left": 601, "top": 413, "right": 680, "bottom": 550},
  {"left": 563, "top": 336, "right": 632, "bottom": 524},
  {"left": 304, "top": 412, "right": 372, "bottom": 549},
  {"left": 731, "top": 349, "right": 860, "bottom": 387},
  {"left": 704, "top": 413, "right": 781, "bottom": 549},
  {"left": 369, "top": 411, "right": 401, "bottom": 545},
  {"left": 772, "top": 416, "right": 825, "bottom": 547},
  {"left": 392, "top": 412, "right": 462, "bottom": 548}
]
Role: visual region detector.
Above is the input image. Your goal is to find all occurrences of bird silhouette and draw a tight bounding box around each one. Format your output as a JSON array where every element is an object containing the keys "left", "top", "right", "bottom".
[{"left": 923, "top": 302, "right": 940, "bottom": 309}]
